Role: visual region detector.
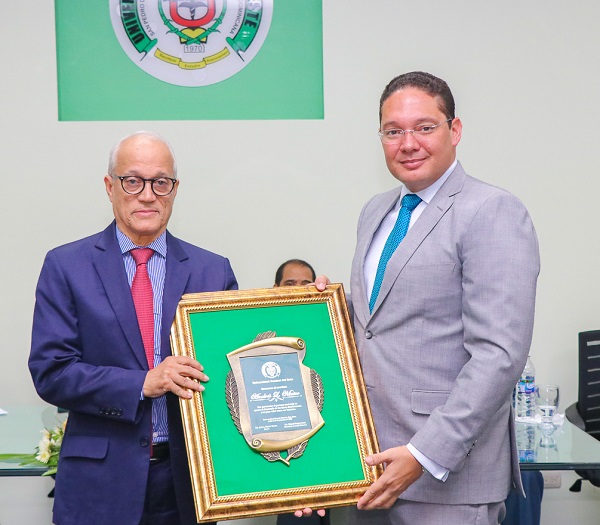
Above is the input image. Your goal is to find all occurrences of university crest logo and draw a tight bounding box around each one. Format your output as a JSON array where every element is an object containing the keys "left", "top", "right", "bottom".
[{"left": 110, "top": 0, "right": 272, "bottom": 86}]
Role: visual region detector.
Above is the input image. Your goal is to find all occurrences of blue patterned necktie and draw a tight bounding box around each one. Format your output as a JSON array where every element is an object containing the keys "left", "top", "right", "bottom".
[{"left": 369, "top": 193, "right": 422, "bottom": 313}]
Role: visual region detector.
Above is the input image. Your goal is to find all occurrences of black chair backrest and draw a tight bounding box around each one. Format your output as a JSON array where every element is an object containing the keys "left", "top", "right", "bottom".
[
  {"left": 569, "top": 331, "right": 600, "bottom": 491},
  {"left": 578, "top": 330, "right": 600, "bottom": 441}
]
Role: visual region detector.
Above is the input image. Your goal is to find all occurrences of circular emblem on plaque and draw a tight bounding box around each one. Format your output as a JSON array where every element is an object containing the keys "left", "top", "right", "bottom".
[
  {"left": 261, "top": 361, "right": 281, "bottom": 379},
  {"left": 109, "top": 0, "right": 273, "bottom": 87}
]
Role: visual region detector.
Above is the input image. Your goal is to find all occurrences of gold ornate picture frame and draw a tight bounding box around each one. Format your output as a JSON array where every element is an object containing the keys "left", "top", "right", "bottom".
[{"left": 170, "top": 284, "right": 381, "bottom": 522}]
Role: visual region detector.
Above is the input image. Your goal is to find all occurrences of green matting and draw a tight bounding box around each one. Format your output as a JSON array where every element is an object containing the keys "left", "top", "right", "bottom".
[{"left": 189, "top": 302, "right": 364, "bottom": 496}]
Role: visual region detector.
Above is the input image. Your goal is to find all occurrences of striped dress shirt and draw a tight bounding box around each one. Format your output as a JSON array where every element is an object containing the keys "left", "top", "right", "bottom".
[{"left": 116, "top": 226, "right": 169, "bottom": 444}]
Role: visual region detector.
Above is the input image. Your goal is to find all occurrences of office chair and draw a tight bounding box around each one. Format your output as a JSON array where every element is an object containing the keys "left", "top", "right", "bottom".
[{"left": 565, "top": 330, "right": 600, "bottom": 491}]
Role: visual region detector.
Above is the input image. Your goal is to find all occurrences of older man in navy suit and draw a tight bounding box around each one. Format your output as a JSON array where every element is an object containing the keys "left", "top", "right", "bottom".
[{"left": 29, "top": 131, "right": 237, "bottom": 525}]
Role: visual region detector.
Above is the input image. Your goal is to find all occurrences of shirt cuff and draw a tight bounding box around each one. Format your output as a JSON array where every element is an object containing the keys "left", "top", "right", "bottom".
[{"left": 406, "top": 443, "right": 449, "bottom": 482}]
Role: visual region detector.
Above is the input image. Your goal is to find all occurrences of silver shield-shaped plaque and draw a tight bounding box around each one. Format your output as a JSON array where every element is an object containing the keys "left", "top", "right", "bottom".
[{"left": 226, "top": 331, "right": 325, "bottom": 466}]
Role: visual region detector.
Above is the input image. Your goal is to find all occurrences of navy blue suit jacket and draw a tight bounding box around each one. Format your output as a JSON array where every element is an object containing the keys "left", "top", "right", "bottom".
[{"left": 29, "top": 223, "right": 238, "bottom": 525}]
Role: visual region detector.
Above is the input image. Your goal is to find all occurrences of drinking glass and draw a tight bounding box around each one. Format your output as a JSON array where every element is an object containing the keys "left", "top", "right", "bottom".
[{"left": 536, "top": 385, "right": 559, "bottom": 431}]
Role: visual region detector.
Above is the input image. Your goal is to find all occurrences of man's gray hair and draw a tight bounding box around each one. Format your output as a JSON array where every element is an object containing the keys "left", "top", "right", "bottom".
[{"left": 107, "top": 131, "right": 178, "bottom": 178}]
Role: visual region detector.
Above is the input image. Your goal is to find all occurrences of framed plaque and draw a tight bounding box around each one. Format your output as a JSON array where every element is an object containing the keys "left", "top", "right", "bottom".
[{"left": 170, "top": 284, "right": 381, "bottom": 522}]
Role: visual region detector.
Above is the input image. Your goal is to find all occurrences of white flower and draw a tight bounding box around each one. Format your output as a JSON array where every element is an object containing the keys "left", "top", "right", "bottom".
[
  {"left": 36, "top": 449, "right": 51, "bottom": 463},
  {"left": 38, "top": 436, "right": 51, "bottom": 455}
]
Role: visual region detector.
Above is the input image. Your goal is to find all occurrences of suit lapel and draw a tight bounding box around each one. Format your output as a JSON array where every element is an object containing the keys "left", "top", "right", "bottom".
[
  {"left": 92, "top": 222, "right": 148, "bottom": 369},
  {"left": 161, "top": 233, "right": 191, "bottom": 360},
  {"left": 369, "top": 165, "right": 466, "bottom": 317},
  {"left": 353, "top": 189, "right": 401, "bottom": 327}
]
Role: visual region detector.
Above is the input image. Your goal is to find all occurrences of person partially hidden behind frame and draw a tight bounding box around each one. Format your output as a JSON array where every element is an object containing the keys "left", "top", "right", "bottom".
[
  {"left": 28, "top": 131, "right": 238, "bottom": 525},
  {"left": 309, "top": 71, "right": 540, "bottom": 525},
  {"left": 273, "top": 259, "right": 330, "bottom": 525},
  {"left": 274, "top": 259, "right": 316, "bottom": 289}
]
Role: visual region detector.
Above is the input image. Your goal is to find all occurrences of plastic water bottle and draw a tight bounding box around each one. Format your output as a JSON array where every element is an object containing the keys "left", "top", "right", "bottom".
[
  {"left": 515, "top": 355, "right": 536, "bottom": 419},
  {"left": 515, "top": 356, "right": 537, "bottom": 462},
  {"left": 516, "top": 421, "right": 537, "bottom": 463}
]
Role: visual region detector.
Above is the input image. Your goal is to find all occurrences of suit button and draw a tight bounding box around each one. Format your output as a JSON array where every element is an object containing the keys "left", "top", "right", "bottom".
[
  {"left": 365, "top": 330, "right": 373, "bottom": 339},
  {"left": 140, "top": 437, "right": 150, "bottom": 447}
]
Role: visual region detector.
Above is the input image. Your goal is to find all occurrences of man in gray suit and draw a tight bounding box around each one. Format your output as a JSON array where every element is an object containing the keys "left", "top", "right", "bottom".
[{"left": 316, "top": 72, "right": 539, "bottom": 524}]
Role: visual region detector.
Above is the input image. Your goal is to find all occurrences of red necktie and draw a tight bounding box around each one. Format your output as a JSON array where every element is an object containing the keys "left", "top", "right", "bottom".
[{"left": 130, "top": 248, "right": 155, "bottom": 369}]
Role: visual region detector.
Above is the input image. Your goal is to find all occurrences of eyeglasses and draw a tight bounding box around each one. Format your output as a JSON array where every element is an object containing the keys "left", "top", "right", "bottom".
[
  {"left": 378, "top": 118, "right": 453, "bottom": 145},
  {"left": 114, "top": 176, "right": 177, "bottom": 196}
]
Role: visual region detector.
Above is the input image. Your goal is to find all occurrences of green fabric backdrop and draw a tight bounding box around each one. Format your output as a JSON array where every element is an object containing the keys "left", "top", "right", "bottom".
[{"left": 54, "top": 1, "right": 323, "bottom": 121}]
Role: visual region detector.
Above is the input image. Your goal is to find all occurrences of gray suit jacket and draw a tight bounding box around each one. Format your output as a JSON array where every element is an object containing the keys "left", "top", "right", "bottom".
[{"left": 350, "top": 162, "right": 539, "bottom": 505}]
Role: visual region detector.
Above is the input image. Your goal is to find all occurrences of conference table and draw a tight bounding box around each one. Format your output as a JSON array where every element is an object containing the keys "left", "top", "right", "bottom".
[
  {"left": 2, "top": 405, "right": 600, "bottom": 476},
  {"left": 517, "top": 414, "right": 600, "bottom": 471}
]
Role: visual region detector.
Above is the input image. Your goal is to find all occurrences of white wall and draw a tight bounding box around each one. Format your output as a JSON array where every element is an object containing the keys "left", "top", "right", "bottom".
[{"left": 1, "top": 1, "right": 600, "bottom": 523}]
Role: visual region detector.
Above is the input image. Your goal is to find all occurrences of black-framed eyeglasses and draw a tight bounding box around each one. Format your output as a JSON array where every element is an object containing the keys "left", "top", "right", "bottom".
[
  {"left": 378, "top": 118, "right": 453, "bottom": 145},
  {"left": 114, "top": 176, "right": 178, "bottom": 196}
]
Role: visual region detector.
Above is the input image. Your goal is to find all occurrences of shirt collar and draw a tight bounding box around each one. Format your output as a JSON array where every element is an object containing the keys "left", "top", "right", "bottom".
[
  {"left": 400, "top": 159, "right": 458, "bottom": 205},
  {"left": 115, "top": 225, "right": 167, "bottom": 258}
]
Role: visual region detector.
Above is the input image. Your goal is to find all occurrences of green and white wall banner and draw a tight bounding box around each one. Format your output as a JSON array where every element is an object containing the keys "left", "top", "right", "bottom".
[{"left": 55, "top": 1, "right": 323, "bottom": 121}]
